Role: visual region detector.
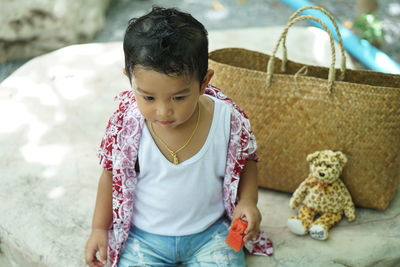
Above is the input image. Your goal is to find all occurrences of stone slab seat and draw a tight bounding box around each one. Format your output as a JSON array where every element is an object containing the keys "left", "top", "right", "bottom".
[{"left": 1, "top": 27, "right": 399, "bottom": 267}]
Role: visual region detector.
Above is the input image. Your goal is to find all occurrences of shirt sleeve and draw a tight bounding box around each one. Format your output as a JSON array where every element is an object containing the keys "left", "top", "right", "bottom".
[
  {"left": 230, "top": 100, "right": 259, "bottom": 162},
  {"left": 97, "top": 110, "right": 123, "bottom": 170},
  {"left": 246, "top": 122, "right": 259, "bottom": 162},
  {"left": 97, "top": 91, "right": 132, "bottom": 170},
  {"left": 230, "top": 105, "right": 259, "bottom": 163},
  {"left": 247, "top": 130, "right": 259, "bottom": 162}
]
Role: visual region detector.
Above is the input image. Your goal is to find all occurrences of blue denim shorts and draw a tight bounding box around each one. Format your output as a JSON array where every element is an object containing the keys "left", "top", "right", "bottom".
[{"left": 118, "top": 218, "right": 246, "bottom": 267}]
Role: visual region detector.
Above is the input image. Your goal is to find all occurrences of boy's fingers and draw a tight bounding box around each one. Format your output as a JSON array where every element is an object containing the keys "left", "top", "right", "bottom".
[
  {"left": 232, "top": 212, "right": 242, "bottom": 222},
  {"left": 245, "top": 219, "right": 256, "bottom": 234},
  {"left": 99, "top": 244, "right": 107, "bottom": 264},
  {"left": 244, "top": 218, "right": 260, "bottom": 241},
  {"left": 85, "top": 246, "right": 96, "bottom": 265},
  {"left": 85, "top": 244, "right": 107, "bottom": 267},
  {"left": 229, "top": 213, "right": 243, "bottom": 229},
  {"left": 244, "top": 229, "right": 260, "bottom": 242}
]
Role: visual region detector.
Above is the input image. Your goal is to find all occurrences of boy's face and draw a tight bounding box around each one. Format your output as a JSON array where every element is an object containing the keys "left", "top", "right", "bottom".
[{"left": 131, "top": 67, "right": 213, "bottom": 130}]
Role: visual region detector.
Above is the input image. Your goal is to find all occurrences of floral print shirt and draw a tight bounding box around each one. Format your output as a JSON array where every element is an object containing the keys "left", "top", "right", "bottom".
[{"left": 98, "top": 85, "right": 273, "bottom": 266}]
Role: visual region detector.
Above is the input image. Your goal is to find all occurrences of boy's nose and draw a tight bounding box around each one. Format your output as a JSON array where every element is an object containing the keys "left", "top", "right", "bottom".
[{"left": 157, "top": 103, "right": 173, "bottom": 117}]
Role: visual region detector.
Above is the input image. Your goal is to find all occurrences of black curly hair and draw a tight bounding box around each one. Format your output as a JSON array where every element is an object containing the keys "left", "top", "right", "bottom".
[{"left": 123, "top": 6, "right": 209, "bottom": 83}]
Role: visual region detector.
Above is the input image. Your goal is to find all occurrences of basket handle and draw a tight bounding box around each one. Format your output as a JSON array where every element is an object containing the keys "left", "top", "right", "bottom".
[
  {"left": 281, "top": 6, "right": 346, "bottom": 80},
  {"left": 266, "top": 15, "right": 338, "bottom": 93}
]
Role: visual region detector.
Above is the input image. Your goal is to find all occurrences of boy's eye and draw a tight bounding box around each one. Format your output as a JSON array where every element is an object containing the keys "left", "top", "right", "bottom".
[
  {"left": 143, "top": 96, "right": 154, "bottom": 101},
  {"left": 326, "top": 165, "right": 331, "bottom": 168},
  {"left": 173, "top": 96, "right": 186, "bottom": 101}
]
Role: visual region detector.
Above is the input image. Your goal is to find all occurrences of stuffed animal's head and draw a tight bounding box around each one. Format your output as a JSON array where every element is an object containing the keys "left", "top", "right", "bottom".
[{"left": 307, "top": 150, "right": 347, "bottom": 184}]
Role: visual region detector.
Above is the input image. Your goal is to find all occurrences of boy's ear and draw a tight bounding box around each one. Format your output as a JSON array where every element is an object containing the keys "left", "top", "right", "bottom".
[
  {"left": 200, "top": 69, "right": 214, "bottom": 92},
  {"left": 123, "top": 68, "right": 134, "bottom": 85}
]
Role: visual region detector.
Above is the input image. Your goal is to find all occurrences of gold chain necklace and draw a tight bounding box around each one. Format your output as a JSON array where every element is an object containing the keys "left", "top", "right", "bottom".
[{"left": 150, "top": 103, "right": 201, "bottom": 165}]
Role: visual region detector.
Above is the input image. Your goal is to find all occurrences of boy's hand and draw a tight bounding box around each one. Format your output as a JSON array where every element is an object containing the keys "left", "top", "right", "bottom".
[
  {"left": 231, "top": 200, "right": 261, "bottom": 243},
  {"left": 85, "top": 229, "right": 108, "bottom": 267}
]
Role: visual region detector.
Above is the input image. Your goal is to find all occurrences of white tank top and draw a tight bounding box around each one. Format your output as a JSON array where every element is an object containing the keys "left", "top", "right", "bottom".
[{"left": 133, "top": 95, "right": 231, "bottom": 236}]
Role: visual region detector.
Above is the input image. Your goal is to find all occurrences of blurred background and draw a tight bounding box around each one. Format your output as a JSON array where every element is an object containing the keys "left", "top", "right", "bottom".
[{"left": 1, "top": 0, "right": 399, "bottom": 83}]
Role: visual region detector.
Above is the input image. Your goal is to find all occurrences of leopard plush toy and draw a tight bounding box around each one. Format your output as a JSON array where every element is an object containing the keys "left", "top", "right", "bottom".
[{"left": 287, "top": 150, "right": 356, "bottom": 240}]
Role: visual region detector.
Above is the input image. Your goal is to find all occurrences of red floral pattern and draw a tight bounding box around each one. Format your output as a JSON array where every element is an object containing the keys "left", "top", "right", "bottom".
[{"left": 97, "top": 85, "right": 273, "bottom": 266}]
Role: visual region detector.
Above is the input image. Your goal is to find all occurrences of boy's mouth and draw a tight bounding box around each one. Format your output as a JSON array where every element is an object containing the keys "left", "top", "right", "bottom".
[{"left": 158, "top": 120, "right": 174, "bottom": 126}]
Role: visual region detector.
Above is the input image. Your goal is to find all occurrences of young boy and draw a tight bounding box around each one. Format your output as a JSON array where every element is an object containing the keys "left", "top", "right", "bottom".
[{"left": 85, "top": 6, "right": 272, "bottom": 267}]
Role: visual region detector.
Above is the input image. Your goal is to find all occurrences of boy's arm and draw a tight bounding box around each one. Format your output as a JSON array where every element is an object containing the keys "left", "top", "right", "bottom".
[
  {"left": 237, "top": 160, "right": 258, "bottom": 206},
  {"left": 234, "top": 160, "right": 261, "bottom": 242},
  {"left": 92, "top": 169, "right": 113, "bottom": 230},
  {"left": 85, "top": 169, "right": 113, "bottom": 267}
]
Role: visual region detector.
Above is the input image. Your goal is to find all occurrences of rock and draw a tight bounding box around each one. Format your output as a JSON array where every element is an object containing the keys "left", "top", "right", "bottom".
[
  {"left": 0, "top": 0, "right": 112, "bottom": 62},
  {"left": 1, "top": 27, "right": 397, "bottom": 267}
]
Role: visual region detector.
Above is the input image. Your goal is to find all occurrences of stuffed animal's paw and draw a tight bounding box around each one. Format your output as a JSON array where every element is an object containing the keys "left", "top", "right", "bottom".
[
  {"left": 309, "top": 224, "right": 329, "bottom": 240},
  {"left": 289, "top": 198, "right": 297, "bottom": 210},
  {"left": 287, "top": 217, "right": 307, "bottom": 235},
  {"left": 344, "top": 207, "right": 356, "bottom": 222},
  {"left": 346, "top": 212, "right": 356, "bottom": 222}
]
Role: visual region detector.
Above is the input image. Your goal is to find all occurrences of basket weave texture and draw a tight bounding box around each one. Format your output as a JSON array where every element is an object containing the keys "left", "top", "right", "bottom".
[{"left": 209, "top": 47, "right": 400, "bottom": 210}]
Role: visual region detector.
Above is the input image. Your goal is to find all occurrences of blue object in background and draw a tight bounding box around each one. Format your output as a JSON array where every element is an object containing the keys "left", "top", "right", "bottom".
[{"left": 281, "top": 0, "right": 400, "bottom": 74}]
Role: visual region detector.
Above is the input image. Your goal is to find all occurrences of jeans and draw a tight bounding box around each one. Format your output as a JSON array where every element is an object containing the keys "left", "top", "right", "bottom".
[{"left": 118, "top": 218, "right": 246, "bottom": 267}]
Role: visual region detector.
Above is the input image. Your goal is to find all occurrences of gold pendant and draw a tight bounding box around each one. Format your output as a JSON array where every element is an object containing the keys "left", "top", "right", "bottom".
[{"left": 171, "top": 152, "right": 179, "bottom": 165}]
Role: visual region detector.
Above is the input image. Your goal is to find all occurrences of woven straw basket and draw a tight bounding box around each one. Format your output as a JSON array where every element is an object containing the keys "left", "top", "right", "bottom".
[{"left": 209, "top": 7, "right": 400, "bottom": 210}]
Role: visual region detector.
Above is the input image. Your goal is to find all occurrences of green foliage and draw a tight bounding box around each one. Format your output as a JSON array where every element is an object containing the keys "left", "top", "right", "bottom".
[{"left": 353, "top": 13, "right": 383, "bottom": 46}]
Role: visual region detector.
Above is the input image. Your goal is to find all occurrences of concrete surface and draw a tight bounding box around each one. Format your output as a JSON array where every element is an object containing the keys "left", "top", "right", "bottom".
[{"left": 1, "top": 26, "right": 399, "bottom": 266}]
